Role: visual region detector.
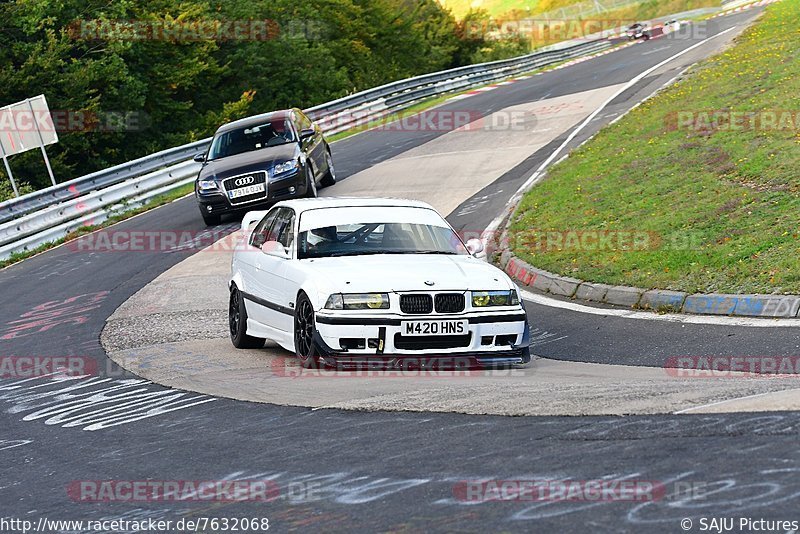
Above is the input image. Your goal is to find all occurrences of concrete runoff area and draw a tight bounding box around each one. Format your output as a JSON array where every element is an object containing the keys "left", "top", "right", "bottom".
[
  {"left": 102, "top": 233, "right": 800, "bottom": 416},
  {"left": 325, "top": 85, "right": 626, "bottom": 215}
]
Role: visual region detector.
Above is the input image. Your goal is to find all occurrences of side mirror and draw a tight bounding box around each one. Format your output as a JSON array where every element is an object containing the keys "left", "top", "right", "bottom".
[
  {"left": 299, "top": 128, "right": 315, "bottom": 140},
  {"left": 465, "top": 238, "right": 484, "bottom": 256},
  {"left": 193, "top": 153, "right": 206, "bottom": 163},
  {"left": 241, "top": 211, "right": 269, "bottom": 234},
  {"left": 261, "top": 241, "right": 290, "bottom": 259},
  {"left": 240, "top": 210, "right": 270, "bottom": 245}
]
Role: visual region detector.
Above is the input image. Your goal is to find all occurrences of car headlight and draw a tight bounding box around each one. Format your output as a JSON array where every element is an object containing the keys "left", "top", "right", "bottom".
[
  {"left": 198, "top": 179, "right": 218, "bottom": 191},
  {"left": 273, "top": 160, "right": 298, "bottom": 175},
  {"left": 471, "top": 290, "right": 520, "bottom": 307},
  {"left": 325, "top": 293, "right": 390, "bottom": 310}
]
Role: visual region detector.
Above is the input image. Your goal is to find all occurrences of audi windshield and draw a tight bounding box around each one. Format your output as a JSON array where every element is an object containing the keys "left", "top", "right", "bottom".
[{"left": 208, "top": 119, "right": 295, "bottom": 160}]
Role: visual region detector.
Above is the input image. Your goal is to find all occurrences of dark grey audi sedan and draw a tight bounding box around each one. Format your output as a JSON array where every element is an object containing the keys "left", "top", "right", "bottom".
[{"left": 193, "top": 108, "right": 336, "bottom": 225}]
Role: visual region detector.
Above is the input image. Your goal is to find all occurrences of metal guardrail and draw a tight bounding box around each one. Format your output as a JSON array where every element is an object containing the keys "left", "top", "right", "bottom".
[
  {"left": 0, "top": 161, "right": 200, "bottom": 257},
  {"left": 0, "top": 38, "right": 612, "bottom": 260},
  {"left": 307, "top": 40, "right": 611, "bottom": 135},
  {"left": 0, "top": 139, "right": 210, "bottom": 226},
  {"left": 720, "top": 0, "right": 766, "bottom": 9}
]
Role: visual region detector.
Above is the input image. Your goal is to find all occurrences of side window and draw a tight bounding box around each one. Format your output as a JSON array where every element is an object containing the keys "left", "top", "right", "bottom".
[
  {"left": 269, "top": 209, "right": 295, "bottom": 249},
  {"left": 278, "top": 212, "right": 295, "bottom": 249},
  {"left": 250, "top": 209, "right": 279, "bottom": 249},
  {"left": 295, "top": 111, "right": 312, "bottom": 131}
]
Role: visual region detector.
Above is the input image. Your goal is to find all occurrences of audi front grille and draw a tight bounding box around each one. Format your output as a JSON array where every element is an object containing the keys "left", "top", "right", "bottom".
[{"left": 222, "top": 171, "right": 268, "bottom": 205}]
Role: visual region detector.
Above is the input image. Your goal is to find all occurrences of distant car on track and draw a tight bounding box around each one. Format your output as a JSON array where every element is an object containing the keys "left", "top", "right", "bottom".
[
  {"left": 193, "top": 108, "right": 336, "bottom": 226},
  {"left": 626, "top": 23, "right": 651, "bottom": 40},
  {"left": 228, "top": 197, "right": 531, "bottom": 368},
  {"left": 663, "top": 20, "right": 681, "bottom": 34}
]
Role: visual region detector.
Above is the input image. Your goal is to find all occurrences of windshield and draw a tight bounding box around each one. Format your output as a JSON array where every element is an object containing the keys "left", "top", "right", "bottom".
[
  {"left": 297, "top": 222, "right": 469, "bottom": 259},
  {"left": 208, "top": 119, "right": 295, "bottom": 160}
]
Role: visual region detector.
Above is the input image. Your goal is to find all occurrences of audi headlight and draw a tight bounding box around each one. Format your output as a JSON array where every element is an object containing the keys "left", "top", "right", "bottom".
[
  {"left": 471, "top": 290, "right": 520, "bottom": 307},
  {"left": 198, "top": 179, "right": 218, "bottom": 191},
  {"left": 273, "top": 160, "right": 298, "bottom": 175},
  {"left": 325, "top": 293, "right": 390, "bottom": 310}
]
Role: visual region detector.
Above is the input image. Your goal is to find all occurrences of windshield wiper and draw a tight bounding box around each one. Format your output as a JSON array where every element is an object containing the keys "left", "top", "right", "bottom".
[
  {"left": 391, "top": 250, "right": 458, "bottom": 255},
  {"left": 325, "top": 250, "right": 389, "bottom": 257}
]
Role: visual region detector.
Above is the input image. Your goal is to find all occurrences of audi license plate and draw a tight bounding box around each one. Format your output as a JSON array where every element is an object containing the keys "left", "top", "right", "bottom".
[
  {"left": 228, "top": 183, "right": 265, "bottom": 199},
  {"left": 401, "top": 320, "right": 468, "bottom": 336}
]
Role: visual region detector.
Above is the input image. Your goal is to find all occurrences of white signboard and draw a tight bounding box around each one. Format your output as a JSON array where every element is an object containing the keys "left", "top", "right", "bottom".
[{"left": 0, "top": 95, "right": 58, "bottom": 157}]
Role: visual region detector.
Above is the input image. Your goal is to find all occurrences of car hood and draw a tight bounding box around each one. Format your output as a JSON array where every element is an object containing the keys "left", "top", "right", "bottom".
[
  {"left": 303, "top": 254, "right": 513, "bottom": 293},
  {"left": 199, "top": 143, "right": 298, "bottom": 181}
]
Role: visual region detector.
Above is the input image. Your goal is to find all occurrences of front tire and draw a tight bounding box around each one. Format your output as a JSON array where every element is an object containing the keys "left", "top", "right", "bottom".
[
  {"left": 294, "top": 293, "right": 320, "bottom": 368},
  {"left": 202, "top": 211, "right": 221, "bottom": 226},
  {"left": 304, "top": 166, "right": 318, "bottom": 198},
  {"left": 229, "top": 286, "right": 265, "bottom": 349},
  {"left": 320, "top": 149, "right": 336, "bottom": 188}
]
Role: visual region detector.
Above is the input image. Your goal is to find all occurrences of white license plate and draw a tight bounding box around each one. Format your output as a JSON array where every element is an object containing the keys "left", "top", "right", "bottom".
[
  {"left": 228, "top": 183, "right": 265, "bottom": 199},
  {"left": 401, "top": 320, "right": 468, "bottom": 336}
]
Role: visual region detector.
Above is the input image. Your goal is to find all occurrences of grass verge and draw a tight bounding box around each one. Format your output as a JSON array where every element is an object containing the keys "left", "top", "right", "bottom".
[{"left": 509, "top": 0, "right": 800, "bottom": 295}]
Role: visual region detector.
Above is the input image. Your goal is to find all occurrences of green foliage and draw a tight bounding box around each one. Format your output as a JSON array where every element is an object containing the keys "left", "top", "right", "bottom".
[{"left": 0, "top": 0, "right": 528, "bottom": 200}]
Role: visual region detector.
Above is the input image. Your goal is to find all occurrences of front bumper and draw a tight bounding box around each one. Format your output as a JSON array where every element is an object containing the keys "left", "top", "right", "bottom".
[
  {"left": 196, "top": 172, "right": 308, "bottom": 216},
  {"left": 312, "top": 311, "right": 531, "bottom": 368}
]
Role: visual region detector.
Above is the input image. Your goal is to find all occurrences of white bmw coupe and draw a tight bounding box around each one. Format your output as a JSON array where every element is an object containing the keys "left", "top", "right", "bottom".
[{"left": 229, "top": 198, "right": 530, "bottom": 368}]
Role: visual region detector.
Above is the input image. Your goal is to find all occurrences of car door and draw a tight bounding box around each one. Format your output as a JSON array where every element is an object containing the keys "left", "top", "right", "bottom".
[
  {"left": 241, "top": 208, "right": 279, "bottom": 326},
  {"left": 248, "top": 207, "right": 297, "bottom": 333},
  {"left": 294, "top": 110, "right": 325, "bottom": 179},
  {"left": 269, "top": 208, "right": 298, "bottom": 333}
]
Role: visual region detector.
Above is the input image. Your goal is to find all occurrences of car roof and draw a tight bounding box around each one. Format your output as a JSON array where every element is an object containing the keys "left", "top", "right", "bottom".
[
  {"left": 272, "top": 197, "right": 437, "bottom": 215},
  {"left": 215, "top": 109, "right": 296, "bottom": 134}
]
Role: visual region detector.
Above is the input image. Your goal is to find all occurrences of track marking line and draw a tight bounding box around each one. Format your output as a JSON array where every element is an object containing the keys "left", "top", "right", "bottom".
[{"left": 672, "top": 390, "right": 799, "bottom": 414}]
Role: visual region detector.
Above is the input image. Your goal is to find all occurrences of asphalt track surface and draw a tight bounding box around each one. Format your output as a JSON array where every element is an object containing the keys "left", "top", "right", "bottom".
[{"left": 2, "top": 8, "right": 798, "bottom": 533}]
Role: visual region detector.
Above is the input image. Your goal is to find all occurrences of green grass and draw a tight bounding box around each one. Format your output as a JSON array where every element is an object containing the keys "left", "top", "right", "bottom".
[
  {"left": 0, "top": 183, "right": 195, "bottom": 270},
  {"left": 509, "top": 0, "right": 800, "bottom": 295}
]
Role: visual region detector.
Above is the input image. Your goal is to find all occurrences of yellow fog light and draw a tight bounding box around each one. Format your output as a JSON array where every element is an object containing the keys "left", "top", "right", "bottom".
[
  {"left": 367, "top": 294, "right": 386, "bottom": 309},
  {"left": 472, "top": 290, "right": 517, "bottom": 307},
  {"left": 472, "top": 291, "right": 491, "bottom": 307}
]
